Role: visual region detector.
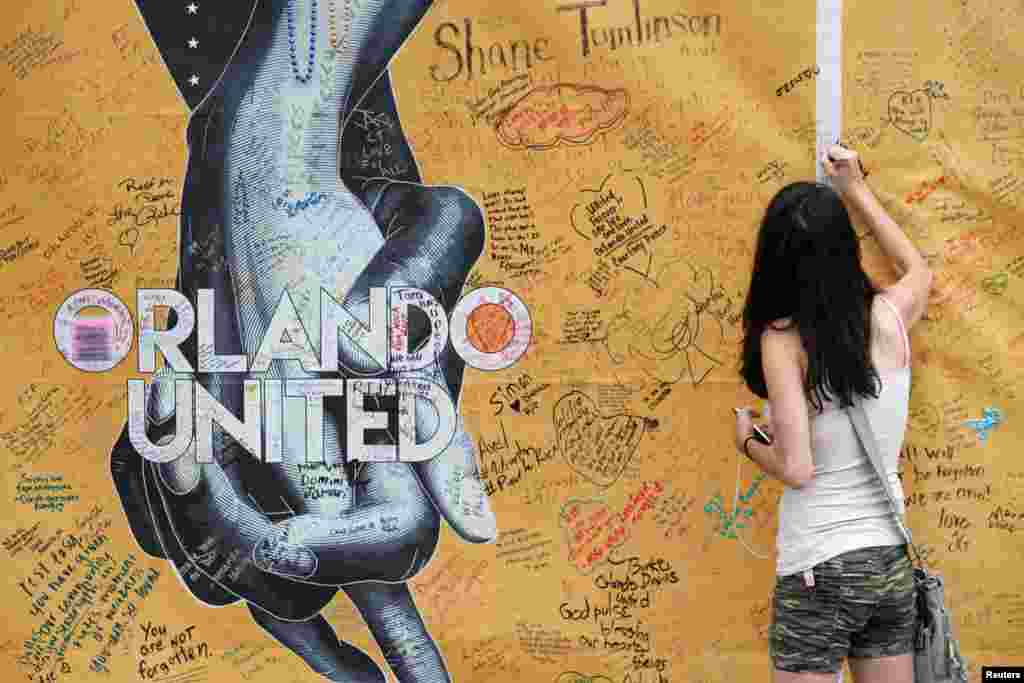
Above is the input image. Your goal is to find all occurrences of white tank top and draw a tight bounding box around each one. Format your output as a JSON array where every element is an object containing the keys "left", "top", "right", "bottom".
[{"left": 775, "top": 295, "right": 911, "bottom": 576}]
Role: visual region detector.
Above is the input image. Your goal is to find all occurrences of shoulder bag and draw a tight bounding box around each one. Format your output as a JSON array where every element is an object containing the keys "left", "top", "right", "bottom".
[{"left": 847, "top": 400, "right": 969, "bottom": 683}]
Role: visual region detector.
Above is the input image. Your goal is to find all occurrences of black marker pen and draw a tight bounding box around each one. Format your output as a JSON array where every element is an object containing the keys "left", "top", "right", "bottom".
[{"left": 832, "top": 139, "right": 869, "bottom": 178}]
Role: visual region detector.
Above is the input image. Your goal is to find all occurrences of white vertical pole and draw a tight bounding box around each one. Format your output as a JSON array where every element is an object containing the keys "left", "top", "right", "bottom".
[{"left": 816, "top": 0, "right": 843, "bottom": 183}]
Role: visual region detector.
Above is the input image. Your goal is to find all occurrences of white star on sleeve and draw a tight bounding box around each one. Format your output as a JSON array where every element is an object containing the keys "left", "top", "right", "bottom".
[
  {"left": 186, "top": 3, "right": 199, "bottom": 14},
  {"left": 189, "top": 74, "right": 200, "bottom": 86},
  {"left": 188, "top": 37, "right": 199, "bottom": 48}
]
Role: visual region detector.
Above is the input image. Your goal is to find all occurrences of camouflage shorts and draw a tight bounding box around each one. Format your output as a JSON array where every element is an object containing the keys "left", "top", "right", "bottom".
[{"left": 769, "top": 544, "right": 917, "bottom": 674}]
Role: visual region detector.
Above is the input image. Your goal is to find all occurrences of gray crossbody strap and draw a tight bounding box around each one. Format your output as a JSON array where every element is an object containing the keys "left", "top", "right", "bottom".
[{"left": 847, "top": 400, "right": 925, "bottom": 566}]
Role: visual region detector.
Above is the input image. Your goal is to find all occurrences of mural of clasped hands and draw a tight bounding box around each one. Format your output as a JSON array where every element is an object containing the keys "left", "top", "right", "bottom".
[{"left": 110, "top": 0, "right": 495, "bottom": 681}]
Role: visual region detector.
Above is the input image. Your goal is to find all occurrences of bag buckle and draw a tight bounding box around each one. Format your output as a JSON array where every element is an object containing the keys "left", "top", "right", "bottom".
[{"left": 916, "top": 624, "right": 929, "bottom": 650}]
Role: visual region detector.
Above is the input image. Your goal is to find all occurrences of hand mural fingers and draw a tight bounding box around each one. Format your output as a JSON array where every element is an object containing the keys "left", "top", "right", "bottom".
[
  {"left": 247, "top": 603, "right": 385, "bottom": 683},
  {"left": 111, "top": 369, "right": 240, "bottom": 609},
  {"left": 334, "top": 180, "right": 484, "bottom": 377},
  {"left": 413, "top": 418, "right": 498, "bottom": 543},
  {"left": 109, "top": 424, "right": 167, "bottom": 560},
  {"left": 144, "top": 426, "right": 339, "bottom": 615},
  {"left": 150, "top": 438, "right": 437, "bottom": 590},
  {"left": 342, "top": 180, "right": 497, "bottom": 541},
  {"left": 139, "top": 455, "right": 246, "bottom": 607},
  {"left": 326, "top": 30, "right": 498, "bottom": 545},
  {"left": 154, "top": 379, "right": 443, "bottom": 588},
  {"left": 252, "top": 462, "right": 440, "bottom": 583},
  {"left": 110, "top": 412, "right": 261, "bottom": 608},
  {"left": 118, "top": 370, "right": 335, "bottom": 615},
  {"left": 107, "top": 366, "right": 192, "bottom": 562},
  {"left": 343, "top": 581, "right": 450, "bottom": 683}
]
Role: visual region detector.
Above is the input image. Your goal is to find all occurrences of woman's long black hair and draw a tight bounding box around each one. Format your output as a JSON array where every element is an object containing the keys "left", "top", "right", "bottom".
[{"left": 739, "top": 181, "right": 881, "bottom": 411}]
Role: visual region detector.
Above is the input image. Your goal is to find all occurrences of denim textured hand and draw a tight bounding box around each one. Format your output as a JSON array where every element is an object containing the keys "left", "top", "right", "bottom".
[{"left": 111, "top": 1, "right": 495, "bottom": 680}]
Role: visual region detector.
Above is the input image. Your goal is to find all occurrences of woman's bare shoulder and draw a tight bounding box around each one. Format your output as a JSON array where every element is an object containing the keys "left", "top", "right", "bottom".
[{"left": 869, "top": 294, "right": 908, "bottom": 371}]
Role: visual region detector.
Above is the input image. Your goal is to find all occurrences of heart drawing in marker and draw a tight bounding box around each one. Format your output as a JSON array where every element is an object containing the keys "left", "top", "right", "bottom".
[
  {"left": 888, "top": 89, "right": 932, "bottom": 141},
  {"left": 553, "top": 390, "right": 650, "bottom": 487},
  {"left": 569, "top": 172, "right": 662, "bottom": 283}
]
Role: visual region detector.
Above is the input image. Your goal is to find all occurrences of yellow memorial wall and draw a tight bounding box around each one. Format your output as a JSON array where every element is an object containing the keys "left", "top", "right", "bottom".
[{"left": 1, "top": 0, "right": 1022, "bottom": 681}]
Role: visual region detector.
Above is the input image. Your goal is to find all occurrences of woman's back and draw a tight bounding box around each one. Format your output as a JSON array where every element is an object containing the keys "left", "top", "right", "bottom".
[
  {"left": 774, "top": 293, "right": 912, "bottom": 576},
  {"left": 771, "top": 289, "right": 912, "bottom": 393}
]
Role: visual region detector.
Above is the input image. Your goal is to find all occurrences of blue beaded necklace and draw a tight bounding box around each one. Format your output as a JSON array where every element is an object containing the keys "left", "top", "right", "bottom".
[{"left": 286, "top": 0, "right": 317, "bottom": 83}]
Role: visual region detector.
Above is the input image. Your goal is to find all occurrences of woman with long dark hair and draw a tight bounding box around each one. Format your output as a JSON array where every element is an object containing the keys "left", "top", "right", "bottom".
[{"left": 734, "top": 145, "right": 932, "bottom": 683}]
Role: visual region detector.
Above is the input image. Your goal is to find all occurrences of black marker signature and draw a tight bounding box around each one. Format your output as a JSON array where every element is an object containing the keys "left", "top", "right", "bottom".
[{"left": 107, "top": 202, "right": 180, "bottom": 228}]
